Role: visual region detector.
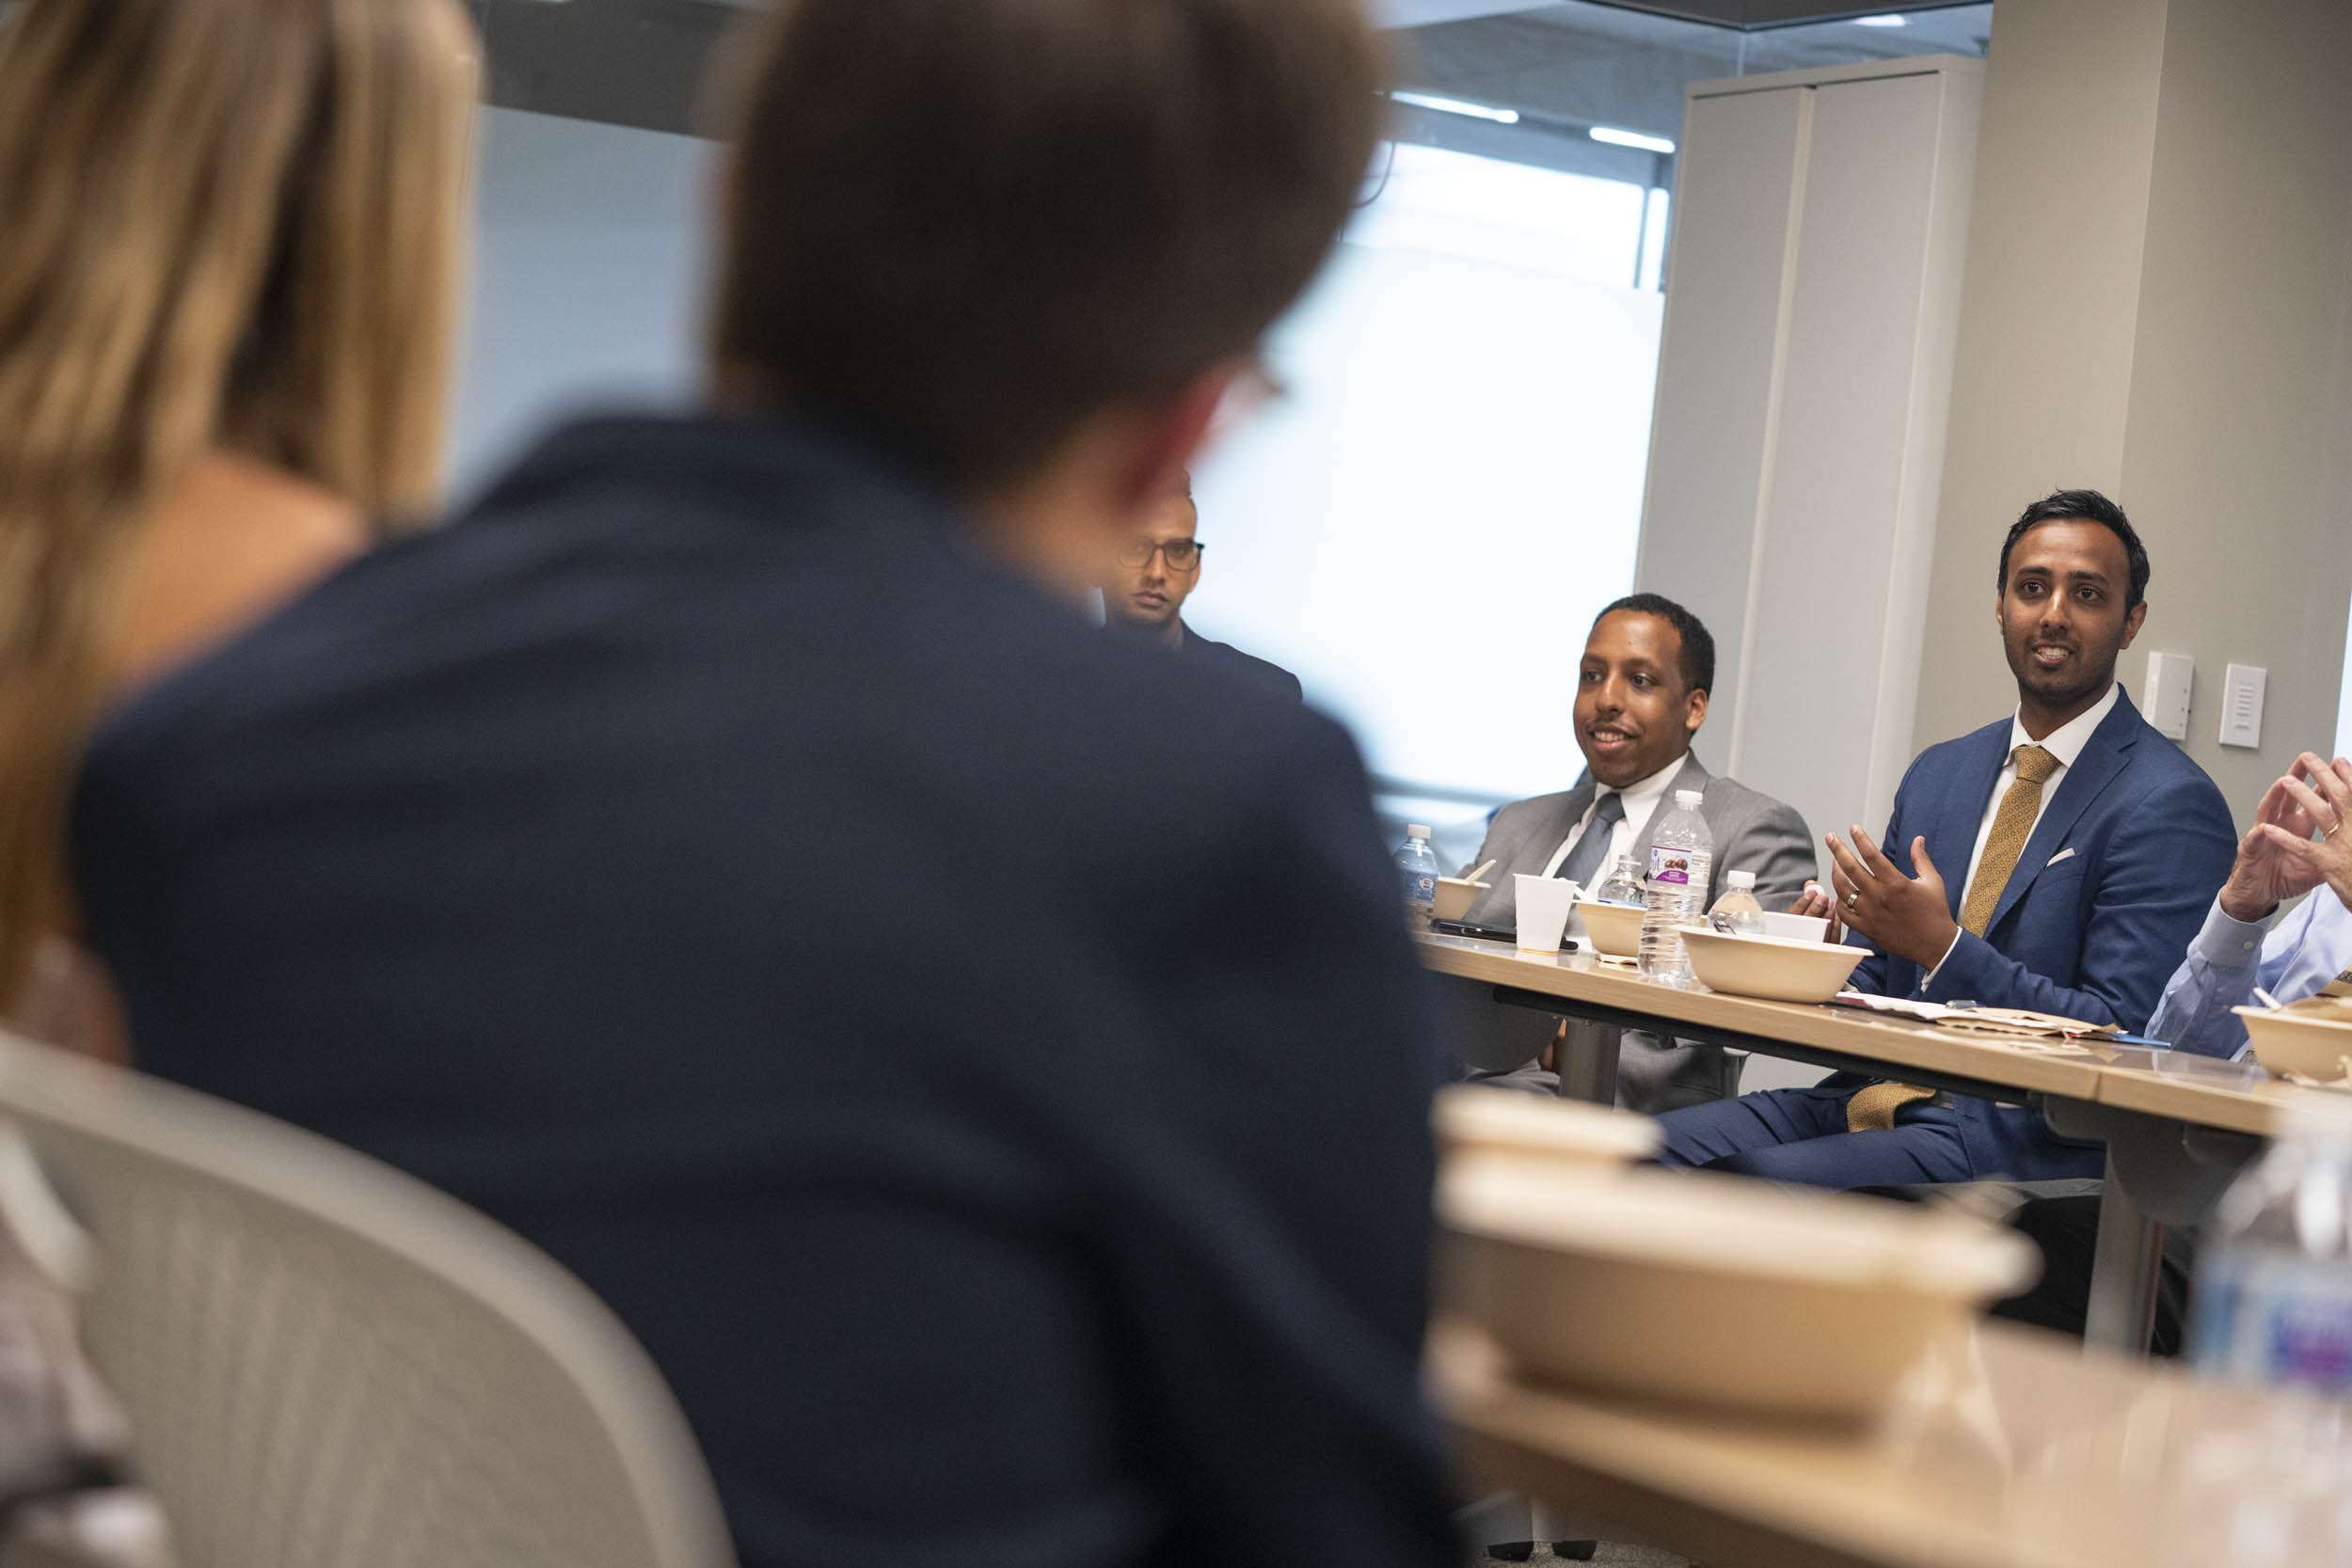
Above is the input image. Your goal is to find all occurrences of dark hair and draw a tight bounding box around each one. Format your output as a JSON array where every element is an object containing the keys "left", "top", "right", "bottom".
[
  {"left": 711, "top": 0, "right": 1388, "bottom": 491},
  {"left": 1996, "top": 489, "right": 2150, "bottom": 610},
  {"left": 1591, "top": 593, "right": 1714, "bottom": 697}
]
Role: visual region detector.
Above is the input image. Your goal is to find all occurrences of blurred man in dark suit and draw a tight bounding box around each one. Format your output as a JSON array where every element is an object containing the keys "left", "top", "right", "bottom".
[
  {"left": 67, "top": 4, "right": 1457, "bottom": 1565},
  {"left": 1103, "top": 469, "right": 1302, "bottom": 700}
]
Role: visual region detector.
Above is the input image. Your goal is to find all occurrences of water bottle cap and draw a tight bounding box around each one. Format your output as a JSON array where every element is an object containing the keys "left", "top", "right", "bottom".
[
  {"left": 1726, "top": 870, "right": 1756, "bottom": 889},
  {"left": 1675, "top": 789, "right": 1704, "bottom": 808},
  {"left": 1406, "top": 824, "right": 1431, "bottom": 839}
]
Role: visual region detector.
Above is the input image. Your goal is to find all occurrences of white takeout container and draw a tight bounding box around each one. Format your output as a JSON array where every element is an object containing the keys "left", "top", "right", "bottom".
[
  {"left": 1681, "top": 926, "right": 1867, "bottom": 1004},
  {"left": 2234, "top": 1001, "right": 2352, "bottom": 1082},
  {"left": 1440, "top": 1163, "right": 2038, "bottom": 1420},
  {"left": 1759, "top": 911, "right": 1831, "bottom": 944},
  {"left": 1432, "top": 877, "right": 1490, "bottom": 923},
  {"left": 1433, "top": 1084, "right": 1661, "bottom": 1174},
  {"left": 1572, "top": 899, "right": 1645, "bottom": 958}
]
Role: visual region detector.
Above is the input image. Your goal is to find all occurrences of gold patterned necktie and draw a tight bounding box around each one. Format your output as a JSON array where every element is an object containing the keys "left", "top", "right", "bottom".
[{"left": 1848, "top": 744, "right": 2061, "bottom": 1133}]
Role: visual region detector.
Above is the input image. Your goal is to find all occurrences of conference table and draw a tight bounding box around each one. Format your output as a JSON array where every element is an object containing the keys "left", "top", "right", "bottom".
[
  {"left": 1414, "top": 930, "right": 2321, "bottom": 1351},
  {"left": 1431, "top": 1313, "right": 2351, "bottom": 1568}
]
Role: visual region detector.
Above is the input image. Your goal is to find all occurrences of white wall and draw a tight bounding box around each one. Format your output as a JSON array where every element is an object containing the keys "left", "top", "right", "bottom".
[
  {"left": 448, "top": 107, "right": 714, "bottom": 499},
  {"left": 1193, "top": 143, "right": 1666, "bottom": 815}
]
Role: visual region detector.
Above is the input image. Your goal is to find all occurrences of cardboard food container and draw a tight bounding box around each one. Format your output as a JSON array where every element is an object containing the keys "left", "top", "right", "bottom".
[
  {"left": 1439, "top": 1163, "right": 2037, "bottom": 1421},
  {"left": 1681, "top": 926, "right": 1867, "bottom": 1004}
]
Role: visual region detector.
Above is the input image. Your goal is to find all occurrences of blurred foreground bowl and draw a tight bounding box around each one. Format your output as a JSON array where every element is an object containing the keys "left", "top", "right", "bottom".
[
  {"left": 1439, "top": 1163, "right": 2037, "bottom": 1421},
  {"left": 1434, "top": 1085, "right": 1660, "bottom": 1175}
]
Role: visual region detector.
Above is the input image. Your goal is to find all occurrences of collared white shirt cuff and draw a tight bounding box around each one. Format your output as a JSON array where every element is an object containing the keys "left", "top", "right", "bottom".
[
  {"left": 2190, "top": 895, "right": 2271, "bottom": 967},
  {"left": 1921, "top": 927, "right": 1965, "bottom": 988}
]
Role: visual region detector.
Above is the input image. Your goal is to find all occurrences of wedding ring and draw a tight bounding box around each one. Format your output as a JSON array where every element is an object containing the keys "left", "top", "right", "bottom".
[{"left": 1844, "top": 891, "right": 1860, "bottom": 907}]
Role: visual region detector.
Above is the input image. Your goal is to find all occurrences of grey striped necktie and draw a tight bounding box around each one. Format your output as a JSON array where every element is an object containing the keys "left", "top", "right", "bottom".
[{"left": 1556, "top": 792, "right": 1627, "bottom": 890}]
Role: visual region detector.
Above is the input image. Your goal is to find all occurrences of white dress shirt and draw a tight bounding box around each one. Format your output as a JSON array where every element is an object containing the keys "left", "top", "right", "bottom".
[
  {"left": 1928, "top": 682, "right": 2121, "bottom": 979},
  {"left": 1538, "top": 757, "right": 1685, "bottom": 884}
]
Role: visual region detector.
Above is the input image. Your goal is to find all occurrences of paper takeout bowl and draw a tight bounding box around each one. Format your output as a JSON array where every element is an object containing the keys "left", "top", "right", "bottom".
[
  {"left": 1681, "top": 926, "right": 1867, "bottom": 1004},
  {"left": 1572, "top": 899, "right": 1645, "bottom": 958},
  {"left": 1434, "top": 1084, "right": 1661, "bottom": 1175},
  {"left": 1439, "top": 1163, "right": 2038, "bottom": 1421},
  {"left": 2235, "top": 999, "right": 2352, "bottom": 1082},
  {"left": 1432, "top": 877, "right": 1490, "bottom": 923}
]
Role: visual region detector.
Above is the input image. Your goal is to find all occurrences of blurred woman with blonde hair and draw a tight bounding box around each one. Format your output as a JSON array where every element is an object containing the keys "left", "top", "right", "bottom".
[{"left": 0, "top": 0, "right": 481, "bottom": 1045}]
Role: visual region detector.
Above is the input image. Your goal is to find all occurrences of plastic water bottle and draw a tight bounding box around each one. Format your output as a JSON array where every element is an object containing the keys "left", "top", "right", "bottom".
[
  {"left": 2178, "top": 1101, "right": 2352, "bottom": 1556},
  {"left": 1707, "top": 869, "right": 1766, "bottom": 935},
  {"left": 1637, "top": 788, "right": 1712, "bottom": 986},
  {"left": 2189, "top": 1100, "right": 2352, "bottom": 1395},
  {"left": 1596, "top": 854, "right": 1645, "bottom": 909},
  {"left": 1394, "top": 824, "right": 1439, "bottom": 927}
]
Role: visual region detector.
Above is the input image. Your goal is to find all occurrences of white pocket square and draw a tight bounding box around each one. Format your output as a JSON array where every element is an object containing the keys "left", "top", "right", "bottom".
[{"left": 2045, "top": 847, "right": 2076, "bottom": 867}]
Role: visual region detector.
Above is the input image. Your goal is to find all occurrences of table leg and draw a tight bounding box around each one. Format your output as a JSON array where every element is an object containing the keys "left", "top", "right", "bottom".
[
  {"left": 2084, "top": 1150, "right": 2163, "bottom": 1354},
  {"left": 1554, "top": 1019, "right": 1622, "bottom": 1106}
]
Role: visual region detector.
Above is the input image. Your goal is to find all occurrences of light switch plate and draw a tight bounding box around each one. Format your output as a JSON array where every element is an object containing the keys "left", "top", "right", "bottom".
[
  {"left": 2219, "top": 663, "right": 2265, "bottom": 749},
  {"left": 2142, "top": 652, "right": 2193, "bottom": 741}
]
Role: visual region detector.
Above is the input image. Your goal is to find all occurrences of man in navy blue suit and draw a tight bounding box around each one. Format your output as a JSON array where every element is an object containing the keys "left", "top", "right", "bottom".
[
  {"left": 66, "top": 4, "right": 1459, "bottom": 1566},
  {"left": 1658, "top": 490, "right": 2236, "bottom": 1185}
]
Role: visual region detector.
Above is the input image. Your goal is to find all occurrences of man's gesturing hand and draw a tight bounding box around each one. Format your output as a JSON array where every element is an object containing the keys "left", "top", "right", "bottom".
[
  {"left": 2230, "top": 753, "right": 2352, "bottom": 921},
  {"left": 1826, "top": 827, "right": 1961, "bottom": 971}
]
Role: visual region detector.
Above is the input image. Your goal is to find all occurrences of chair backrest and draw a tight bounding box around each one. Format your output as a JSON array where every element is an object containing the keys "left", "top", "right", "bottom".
[{"left": 0, "top": 1031, "right": 736, "bottom": 1568}]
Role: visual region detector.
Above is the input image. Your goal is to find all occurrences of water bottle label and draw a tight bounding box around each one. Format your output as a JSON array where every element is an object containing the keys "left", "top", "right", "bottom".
[
  {"left": 1401, "top": 869, "right": 1436, "bottom": 905},
  {"left": 1648, "top": 847, "right": 1694, "bottom": 887},
  {"left": 2191, "top": 1250, "right": 2352, "bottom": 1394}
]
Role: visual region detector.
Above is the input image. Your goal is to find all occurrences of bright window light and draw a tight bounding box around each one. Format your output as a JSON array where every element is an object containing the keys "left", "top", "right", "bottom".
[
  {"left": 1589, "top": 125, "right": 1676, "bottom": 155},
  {"left": 1853, "top": 13, "right": 1909, "bottom": 24},
  {"left": 1391, "top": 90, "right": 1520, "bottom": 125},
  {"left": 1188, "top": 144, "right": 1663, "bottom": 805}
]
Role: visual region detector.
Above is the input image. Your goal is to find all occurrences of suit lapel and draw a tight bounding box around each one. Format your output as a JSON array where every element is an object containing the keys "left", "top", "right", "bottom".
[
  {"left": 1931, "top": 725, "right": 2010, "bottom": 920},
  {"left": 1984, "top": 693, "right": 2142, "bottom": 935}
]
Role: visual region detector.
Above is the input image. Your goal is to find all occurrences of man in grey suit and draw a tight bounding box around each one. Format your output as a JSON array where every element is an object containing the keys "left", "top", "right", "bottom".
[{"left": 1453, "top": 594, "right": 1817, "bottom": 1111}]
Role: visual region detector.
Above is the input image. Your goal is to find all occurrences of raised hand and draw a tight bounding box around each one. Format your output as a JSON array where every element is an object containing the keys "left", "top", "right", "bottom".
[
  {"left": 1826, "top": 828, "right": 1960, "bottom": 971},
  {"left": 2235, "top": 753, "right": 2352, "bottom": 919}
]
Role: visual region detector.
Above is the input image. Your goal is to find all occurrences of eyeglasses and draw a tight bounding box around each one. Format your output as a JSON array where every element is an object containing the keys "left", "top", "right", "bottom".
[{"left": 1118, "top": 539, "right": 1204, "bottom": 571}]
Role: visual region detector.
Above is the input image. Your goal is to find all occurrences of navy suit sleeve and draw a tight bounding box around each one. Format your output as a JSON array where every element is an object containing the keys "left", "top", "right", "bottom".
[
  {"left": 1098, "top": 709, "right": 1456, "bottom": 1566},
  {"left": 1923, "top": 769, "right": 2238, "bottom": 1029}
]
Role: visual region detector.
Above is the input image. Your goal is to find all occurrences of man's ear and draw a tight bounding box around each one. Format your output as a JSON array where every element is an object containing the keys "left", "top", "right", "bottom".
[
  {"left": 1114, "top": 366, "right": 1235, "bottom": 518},
  {"left": 1685, "top": 688, "right": 1708, "bottom": 736},
  {"left": 2121, "top": 599, "right": 2148, "bottom": 647}
]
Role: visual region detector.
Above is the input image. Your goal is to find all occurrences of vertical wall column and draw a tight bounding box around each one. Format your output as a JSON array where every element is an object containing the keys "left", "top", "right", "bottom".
[{"left": 1637, "top": 56, "right": 1982, "bottom": 851}]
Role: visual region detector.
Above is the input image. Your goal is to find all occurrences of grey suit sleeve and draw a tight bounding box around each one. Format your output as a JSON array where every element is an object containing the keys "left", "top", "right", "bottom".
[{"left": 1724, "top": 800, "right": 1818, "bottom": 910}]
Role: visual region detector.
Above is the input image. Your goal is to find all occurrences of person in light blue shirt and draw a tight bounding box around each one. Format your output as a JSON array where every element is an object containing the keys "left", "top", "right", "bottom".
[
  {"left": 1995, "top": 752, "right": 2352, "bottom": 1353},
  {"left": 2149, "top": 751, "right": 2352, "bottom": 1055}
]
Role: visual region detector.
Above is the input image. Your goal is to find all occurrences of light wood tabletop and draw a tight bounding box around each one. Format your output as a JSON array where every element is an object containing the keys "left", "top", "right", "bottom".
[
  {"left": 1433, "top": 1315, "right": 2344, "bottom": 1568},
  {"left": 2081, "top": 1046, "right": 2308, "bottom": 1138},
  {"left": 1416, "top": 931, "right": 2112, "bottom": 1101}
]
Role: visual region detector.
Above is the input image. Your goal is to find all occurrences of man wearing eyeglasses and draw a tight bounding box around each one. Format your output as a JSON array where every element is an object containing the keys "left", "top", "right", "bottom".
[{"left": 1104, "top": 472, "right": 1302, "bottom": 701}]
